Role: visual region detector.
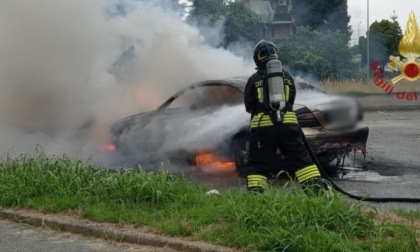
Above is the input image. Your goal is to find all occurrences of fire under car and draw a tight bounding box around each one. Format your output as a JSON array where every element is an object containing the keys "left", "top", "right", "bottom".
[{"left": 110, "top": 77, "right": 369, "bottom": 175}]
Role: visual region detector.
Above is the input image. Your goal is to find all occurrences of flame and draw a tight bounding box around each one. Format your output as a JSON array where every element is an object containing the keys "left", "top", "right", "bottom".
[
  {"left": 98, "top": 144, "right": 116, "bottom": 152},
  {"left": 193, "top": 151, "right": 236, "bottom": 171},
  {"left": 89, "top": 123, "right": 116, "bottom": 152},
  {"left": 398, "top": 11, "right": 420, "bottom": 59}
]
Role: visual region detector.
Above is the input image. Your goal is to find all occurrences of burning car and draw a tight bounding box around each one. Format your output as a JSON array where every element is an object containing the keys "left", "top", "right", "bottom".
[{"left": 110, "top": 77, "right": 368, "bottom": 174}]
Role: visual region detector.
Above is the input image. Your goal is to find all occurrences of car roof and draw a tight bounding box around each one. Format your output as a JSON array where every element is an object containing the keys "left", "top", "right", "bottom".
[
  {"left": 190, "top": 76, "right": 327, "bottom": 93},
  {"left": 190, "top": 77, "right": 248, "bottom": 91},
  {"left": 157, "top": 77, "right": 247, "bottom": 111},
  {"left": 157, "top": 76, "right": 331, "bottom": 111}
]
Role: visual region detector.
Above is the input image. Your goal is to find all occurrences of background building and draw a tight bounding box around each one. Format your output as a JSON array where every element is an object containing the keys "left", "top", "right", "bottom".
[{"left": 241, "top": 0, "right": 295, "bottom": 42}]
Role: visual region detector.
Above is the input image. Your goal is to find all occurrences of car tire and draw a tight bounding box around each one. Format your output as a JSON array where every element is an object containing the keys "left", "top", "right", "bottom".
[
  {"left": 316, "top": 153, "right": 339, "bottom": 176},
  {"left": 230, "top": 133, "right": 248, "bottom": 176}
]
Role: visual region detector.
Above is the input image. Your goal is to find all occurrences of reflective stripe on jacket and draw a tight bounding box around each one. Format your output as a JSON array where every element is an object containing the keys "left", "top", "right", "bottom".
[{"left": 250, "top": 111, "right": 298, "bottom": 128}]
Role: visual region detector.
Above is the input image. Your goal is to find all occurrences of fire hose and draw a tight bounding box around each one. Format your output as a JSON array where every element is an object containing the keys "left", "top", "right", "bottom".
[{"left": 299, "top": 128, "right": 420, "bottom": 203}]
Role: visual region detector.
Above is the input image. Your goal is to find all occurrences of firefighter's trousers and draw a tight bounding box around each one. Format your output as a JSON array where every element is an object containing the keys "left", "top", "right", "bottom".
[{"left": 245, "top": 112, "right": 321, "bottom": 191}]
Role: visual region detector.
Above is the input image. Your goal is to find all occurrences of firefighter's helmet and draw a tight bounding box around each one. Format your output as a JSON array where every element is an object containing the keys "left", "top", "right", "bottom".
[{"left": 253, "top": 40, "right": 278, "bottom": 68}]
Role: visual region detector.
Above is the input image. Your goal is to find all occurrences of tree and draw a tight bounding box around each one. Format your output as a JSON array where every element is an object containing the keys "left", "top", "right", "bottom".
[
  {"left": 350, "top": 44, "right": 360, "bottom": 55},
  {"left": 223, "top": 2, "right": 265, "bottom": 46},
  {"left": 358, "top": 36, "right": 367, "bottom": 63},
  {"left": 358, "top": 19, "right": 402, "bottom": 66},
  {"left": 188, "top": 0, "right": 226, "bottom": 25},
  {"left": 293, "top": 0, "right": 351, "bottom": 39},
  {"left": 188, "top": 0, "right": 265, "bottom": 47},
  {"left": 278, "top": 27, "right": 356, "bottom": 80}
]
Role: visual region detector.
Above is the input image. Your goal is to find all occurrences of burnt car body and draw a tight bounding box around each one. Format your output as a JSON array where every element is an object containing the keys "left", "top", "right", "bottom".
[{"left": 110, "top": 77, "right": 368, "bottom": 174}]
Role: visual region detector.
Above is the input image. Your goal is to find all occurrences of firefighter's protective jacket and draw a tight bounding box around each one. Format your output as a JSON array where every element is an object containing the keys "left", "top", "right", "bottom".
[{"left": 244, "top": 69, "right": 298, "bottom": 128}]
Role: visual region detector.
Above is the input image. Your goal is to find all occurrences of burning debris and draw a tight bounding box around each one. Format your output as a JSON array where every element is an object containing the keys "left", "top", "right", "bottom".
[
  {"left": 98, "top": 144, "right": 116, "bottom": 152},
  {"left": 193, "top": 151, "right": 236, "bottom": 172}
]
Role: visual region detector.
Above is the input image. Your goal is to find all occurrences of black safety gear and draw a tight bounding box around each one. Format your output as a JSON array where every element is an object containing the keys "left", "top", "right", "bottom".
[
  {"left": 244, "top": 69, "right": 295, "bottom": 125},
  {"left": 253, "top": 40, "right": 278, "bottom": 69},
  {"left": 300, "top": 177, "right": 332, "bottom": 197},
  {"left": 245, "top": 124, "right": 322, "bottom": 191},
  {"left": 244, "top": 53, "right": 327, "bottom": 195}
]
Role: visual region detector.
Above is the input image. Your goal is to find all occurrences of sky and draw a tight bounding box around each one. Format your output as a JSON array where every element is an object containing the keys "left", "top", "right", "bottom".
[{"left": 348, "top": 0, "right": 420, "bottom": 44}]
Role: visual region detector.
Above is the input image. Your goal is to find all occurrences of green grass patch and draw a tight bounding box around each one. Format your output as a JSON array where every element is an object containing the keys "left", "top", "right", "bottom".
[
  {"left": 393, "top": 209, "right": 420, "bottom": 220},
  {"left": 0, "top": 153, "right": 418, "bottom": 251}
]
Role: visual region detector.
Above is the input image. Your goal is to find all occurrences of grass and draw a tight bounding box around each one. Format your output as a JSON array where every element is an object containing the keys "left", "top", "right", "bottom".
[
  {"left": 394, "top": 209, "right": 420, "bottom": 220},
  {"left": 0, "top": 152, "right": 419, "bottom": 251}
]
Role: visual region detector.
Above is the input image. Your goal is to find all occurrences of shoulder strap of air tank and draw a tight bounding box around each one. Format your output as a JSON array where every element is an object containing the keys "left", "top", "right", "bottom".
[{"left": 266, "top": 71, "right": 284, "bottom": 78}]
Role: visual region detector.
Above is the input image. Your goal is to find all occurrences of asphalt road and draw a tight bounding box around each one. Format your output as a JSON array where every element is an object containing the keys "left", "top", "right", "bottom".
[
  {"left": 0, "top": 219, "right": 174, "bottom": 252},
  {"left": 333, "top": 110, "right": 420, "bottom": 211}
]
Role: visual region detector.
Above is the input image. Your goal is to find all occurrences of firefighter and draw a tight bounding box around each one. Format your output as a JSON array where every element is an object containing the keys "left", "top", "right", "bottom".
[{"left": 244, "top": 40, "right": 330, "bottom": 195}]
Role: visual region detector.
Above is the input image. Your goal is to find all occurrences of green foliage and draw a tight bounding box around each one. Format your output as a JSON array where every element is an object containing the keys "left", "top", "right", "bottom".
[
  {"left": 394, "top": 209, "right": 420, "bottom": 220},
  {"left": 0, "top": 152, "right": 199, "bottom": 208},
  {"left": 359, "top": 36, "right": 367, "bottom": 61},
  {"left": 188, "top": 0, "right": 226, "bottom": 25},
  {"left": 358, "top": 20, "right": 403, "bottom": 65},
  {"left": 215, "top": 189, "right": 373, "bottom": 251},
  {"left": 372, "top": 224, "right": 418, "bottom": 252},
  {"left": 223, "top": 2, "right": 265, "bottom": 47},
  {"left": 187, "top": 0, "right": 356, "bottom": 80},
  {"left": 0, "top": 153, "right": 419, "bottom": 251},
  {"left": 279, "top": 27, "right": 356, "bottom": 79},
  {"left": 294, "top": 0, "right": 351, "bottom": 39},
  {"left": 188, "top": 0, "right": 265, "bottom": 47},
  {"left": 351, "top": 44, "right": 360, "bottom": 55}
]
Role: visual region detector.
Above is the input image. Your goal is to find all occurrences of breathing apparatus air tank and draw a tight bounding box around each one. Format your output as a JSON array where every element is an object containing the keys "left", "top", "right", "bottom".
[{"left": 266, "top": 59, "right": 286, "bottom": 122}]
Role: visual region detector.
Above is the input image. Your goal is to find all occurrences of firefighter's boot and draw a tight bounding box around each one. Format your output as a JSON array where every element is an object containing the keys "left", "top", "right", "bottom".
[
  {"left": 247, "top": 174, "right": 268, "bottom": 193},
  {"left": 301, "top": 177, "right": 333, "bottom": 197},
  {"left": 296, "top": 164, "right": 332, "bottom": 197}
]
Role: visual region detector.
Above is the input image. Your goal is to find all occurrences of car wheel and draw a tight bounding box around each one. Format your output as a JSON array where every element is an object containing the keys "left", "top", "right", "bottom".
[
  {"left": 230, "top": 133, "right": 248, "bottom": 176},
  {"left": 316, "top": 153, "right": 339, "bottom": 175}
]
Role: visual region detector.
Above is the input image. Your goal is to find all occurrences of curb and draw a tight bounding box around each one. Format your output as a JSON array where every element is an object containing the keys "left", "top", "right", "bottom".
[
  {"left": 0, "top": 208, "right": 233, "bottom": 252},
  {"left": 361, "top": 105, "right": 420, "bottom": 111},
  {"left": 348, "top": 93, "right": 420, "bottom": 111}
]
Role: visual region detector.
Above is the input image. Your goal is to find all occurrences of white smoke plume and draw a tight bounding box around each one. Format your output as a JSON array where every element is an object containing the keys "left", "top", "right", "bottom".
[{"left": 0, "top": 0, "right": 254, "bottom": 161}]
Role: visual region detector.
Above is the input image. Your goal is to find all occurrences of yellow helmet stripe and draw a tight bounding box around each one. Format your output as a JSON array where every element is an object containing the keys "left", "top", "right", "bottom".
[{"left": 258, "top": 50, "right": 267, "bottom": 61}]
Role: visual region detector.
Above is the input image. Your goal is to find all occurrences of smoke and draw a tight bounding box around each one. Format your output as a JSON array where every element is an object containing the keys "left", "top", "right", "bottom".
[
  {"left": 115, "top": 103, "right": 249, "bottom": 165},
  {"left": 0, "top": 0, "right": 254, "bottom": 161}
]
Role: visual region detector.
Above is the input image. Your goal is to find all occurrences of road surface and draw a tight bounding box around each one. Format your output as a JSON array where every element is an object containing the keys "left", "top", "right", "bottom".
[{"left": 0, "top": 219, "right": 174, "bottom": 252}]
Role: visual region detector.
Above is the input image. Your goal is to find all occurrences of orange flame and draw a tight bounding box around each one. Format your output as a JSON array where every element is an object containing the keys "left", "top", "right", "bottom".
[
  {"left": 98, "top": 144, "right": 116, "bottom": 152},
  {"left": 194, "top": 152, "right": 236, "bottom": 171},
  {"left": 89, "top": 123, "right": 116, "bottom": 152}
]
